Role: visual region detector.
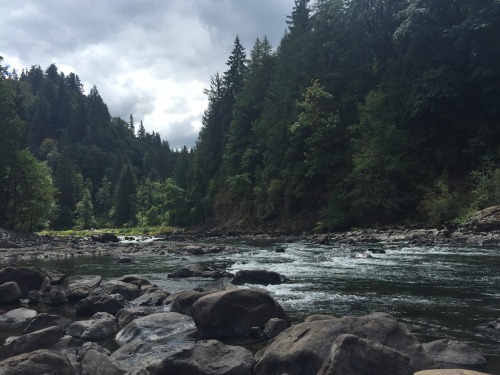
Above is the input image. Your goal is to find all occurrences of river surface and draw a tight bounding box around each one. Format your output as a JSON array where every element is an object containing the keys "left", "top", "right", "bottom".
[{"left": 5, "top": 239, "right": 500, "bottom": 372}]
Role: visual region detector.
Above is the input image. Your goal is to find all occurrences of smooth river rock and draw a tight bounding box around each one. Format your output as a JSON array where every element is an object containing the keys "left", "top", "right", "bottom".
[
  {"left": 231, "top": 269, "right": 290, "bottom": 286},
  {"left": 0, "top": 349, "right": 77, "bottom": 375},
  {"left": 423, "top": 339, "right": 487, "bottom": 367}
]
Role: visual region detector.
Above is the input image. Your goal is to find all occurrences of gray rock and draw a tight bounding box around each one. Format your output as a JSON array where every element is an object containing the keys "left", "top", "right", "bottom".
[
  {"left": 0, "top": 349, "right": 77, "bottom": 374},
  {"left": 192, "top": 279, "right": 238, "bottom": 293},
  {"left": 423, "top": 339, "right": 487, "bottom": 366},
  {"left": 0, "top": 266, "right": 47, "bottom": 298},
  {"left": 263, "top": 318, "right": 288, "bottom": 339},
  {"left": 115, "top": 312, "right": 196, "bottom": 346},
  {"left": 40, "top": 288, "right": 68, "bottom": 305},
  {"left": 253, "top": 312, "right": 434, "bottom": 375},
  {"left": 317, "top": 333, "right": 414, "bottom": 375},
  {"left": 304, "top": 314, "right": 337, "bottom": 322},
  {"left": 91, "top": 233, "right": 119, "bottom": 243},
  {"left": 231, "top": 269, "right": 290, "bottom": 286},
  {"left": 151, "top": 339, "right": 254, "bottom": 375},
  {"left": 0, "top": 326, "right": 65, "bottom": 360},
  {"left": 23, "top": 313, "right": 71, "bottom": 334},
  {"left": 191, "top": 288, "right": 291, "bottom": 339},
  {"left": 464, "top": 205, "right": 500, "bottom": 232},
  {"left": 168, "top": 264, "right": 233, "bottom": 279},
  {"left": 118, "top": 275, "right": 152, "bottom": 287},
  {"left": 67, "top": 312, "right": 118, "bottom": 340},
  {"left": 132, "top": 287, "right": 169, "bottom": 306},
  {"left": 75, "top": 292, "right": 127, "bottom": 315},
  {"left": 115, "top": 307, "right": 161, "bottom": 328},
  {"left": 102, "top": 280, "right": 141, "bottom": 301},
  {"left": 170, "top": 290, "right": 210, "bottom": 316},
  {"left": 0, "top": 281, "right": 21, "bottom": 305},
  {"left": 65, "top": 275, "right": 102, "bottom": 301},
  {"left": 79, "top": 348, "right": 127, "bottom": 375},
  {"left": 0, "top": 307, "right": 37, "bottom": 329}
]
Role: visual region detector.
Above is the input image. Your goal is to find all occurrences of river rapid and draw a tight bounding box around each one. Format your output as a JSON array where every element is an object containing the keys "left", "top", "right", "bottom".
[{"left": 7, "top": 238, "right": 500, "bottom": 372}]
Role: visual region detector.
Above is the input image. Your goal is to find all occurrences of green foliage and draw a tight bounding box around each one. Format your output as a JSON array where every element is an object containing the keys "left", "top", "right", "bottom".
[
  {"left": 75, "top": 186, "right": 95, "bottom": 229},
  {"left": 113, "top": 164, "right": 137, "bottom": 226},
  {"left": 418, "top": 175, "right": 460, "bottom": 227},
  {"left": 470, "top": 168, "right": 500, "bottom": 210}
]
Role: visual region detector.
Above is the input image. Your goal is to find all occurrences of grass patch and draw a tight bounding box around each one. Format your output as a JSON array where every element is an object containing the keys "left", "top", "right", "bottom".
[{"left": 37, "top": 225, "right": 181, "bottom": 237}]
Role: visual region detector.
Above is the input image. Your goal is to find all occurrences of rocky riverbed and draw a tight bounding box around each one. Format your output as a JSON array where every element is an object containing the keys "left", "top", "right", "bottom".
[{"left": 0, "top": 263, "right": 494, "bottom": 375}]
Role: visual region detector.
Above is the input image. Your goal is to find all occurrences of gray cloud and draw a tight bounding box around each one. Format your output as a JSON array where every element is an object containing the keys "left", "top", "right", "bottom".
[{"left": 0, "top": 0, "right": 296, "bottom": 148}]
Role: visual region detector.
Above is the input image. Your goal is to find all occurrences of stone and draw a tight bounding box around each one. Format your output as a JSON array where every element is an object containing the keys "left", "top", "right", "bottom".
[
  {"left": 151, "top": 339, "right": 254, "bottom": 375},
  {"left": 132, "top": 287, "right": 169, "bottom": 306},
  {"left": 423, "top": 339, "right": 487, "bottom": 366},
  {"left": 304, "top": 314, "right": 337, "bottom": 322},
  {"left": 40, "top": 288, "right": 68, "bottom": 305},
  {"left": 191, "top": 288, "right": 291, "bottom": 339},
  {"left": 263, "top": 318, "right": 288, "bottom": 339},
  {"left": 168, "top": 263, "right": 233, "bottom": 279},
  {"left": 23, "top": 313, "right": 71, "bottom": 334},
  {"left": 464, "top": 205, "right": 500, "bottom": 232},
  {"left": 64, "top": 275, "right": 102, "bottom": 301},
  {"left": 0, "top": 349, "right": 77, "bottom": 374},
  {"left": 253, "top": 312, "right": 434, "bottom": 375},
  {"left": 91, "top": 233, "right": 119, "bottom": 243},
  {"left": 75, "top": 292, "right": 126, "bottom": 315},
  {"left": 0, "top": 326, "right": 65, "bottom": 360},
  {"left": 415, "top": 371, "right": 492, "bottom": 375},
  {"left": 66, "top": 312, "right": 118, "bottom": 340},
  {"left": 79, "top": 348, "right": 126, "bottom": 375},
  {"left": 0, "top": 266, "right": 47, "bottom": 298},
  {"left": 0, "top": 281, "right": 21, "bottom": 305},
  {"left": 102, "top": 280, "right": 141, "bottom": 301},
  {"left": 0, "top": 307, "right": 37, "bottom": 329},
  {"left": 118, "top": 275, "right": 152, "bottom": 287},
  {"left": 231, "top": 269, "right": 290, "bottom": 286},
  {"left": 170, "top": 290, "right": 210, "bottom": 316},
  {"left": 115, "top": 312, "right": 196, "bottom": 346},
  {"left": 115, "top": 306, "right": 160, "bottom": 328},
  {"left": 317, "top": 333, "right": 414, "bottom": 375}
]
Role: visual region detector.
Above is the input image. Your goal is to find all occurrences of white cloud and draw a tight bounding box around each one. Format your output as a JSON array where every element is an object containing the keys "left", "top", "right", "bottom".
[{"left": 0, "top": 0, "right": 296, "bottom": 148}]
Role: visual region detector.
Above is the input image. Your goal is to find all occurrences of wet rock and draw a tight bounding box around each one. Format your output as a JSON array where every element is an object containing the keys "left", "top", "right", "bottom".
[
  {"left": 0, "top": 349, "right": 76, "bottom": 374},
  {"left": 231, "top": 269, "right": 290, "bottom": 286},
  {"left": 115, "top": 306, "right": 160, "bottom": 329},
  {"left": 151, "top": 339, "right": 254, "bottom": 375},
  {"left": 487, "top": 318, "right": 500, "bottom": 331},
  {"left": 40, "top": 288, "right": 68, "bottom": 305},
  {"left": 0, "top": 326, "right": 65, "bottom": 360},
  {"left": 79, "top": 348, "right": 126, "bottom": 375},
  {"left": 102, "top": 280, "right": 141, "bottom": 301},
  {"left": 115, "top": 312, "right": 196, "bottom": 346},
  {"left": 67, "top": 312, "right": 118, "bottom": 340},
  {"left": 0, "top": 307, "right": 37, "bottom": 329},
  {"left": 317, "top": 333, "right": 414, "bottom": 375},
  {"left": 192, "top": 279, "right": 238, "bottom": 293},
  {"left": 253, "top": 312, "right": 434, "bottom": 375},
  {"left": 75, "top": 293, "right": 127, "bottom": 316},
  {"left": 305, "top": 314, "right": 337, "bottom": 322},
  {"left": 423, "top": 339, "right": 487, "bottom": 367},
  {"left": 414, "top": 371, "right": 492, "bottom": 375},
  {"left": 0, "top": 281, "right": 21, "bottom": 305},
  {"left": 191, "top": 288, "right": 291, "bottom": 339},
  {"left": 64, "top": 275, "right": 102, "bottom": 301},
  {"left": 349, "top": 251, "right": 373, "bottom": 259},
  {"left": 0, "top": 266, "right": 47, "bottom": 298},
  {"left": 117, "top": 257, "right": 133, "bottom": 263},
  {"left": 168, "top": 263, "right": 233, "bottom": 279},
  {"left": 23, "top": 313, "right": 71, "bottom": 334},
  {"left": 464, "top": 205, "right": 500, "bottom": 232}
]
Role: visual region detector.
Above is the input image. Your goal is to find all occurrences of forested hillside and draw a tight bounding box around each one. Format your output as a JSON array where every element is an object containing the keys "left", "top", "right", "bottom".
[{"left": 1, "top": 0, "right": 500, "bottom": 233}]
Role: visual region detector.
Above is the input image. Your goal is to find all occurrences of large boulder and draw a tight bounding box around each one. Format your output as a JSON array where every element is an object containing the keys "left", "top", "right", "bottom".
[
  {"left": 231, "top": 270, "right": 290, "bottom": 286},
  {"left": 151, "top": 339, "right": 255, "bottom": 375},
  {"left": 23, "top": 313, "right": 71, "bottom": 334},
  {"left": 66, "top": 312, "right": 118, "bottom": 340},
  {"left": 464, "top": 205, "right": 500, "bottom": 232},
  {"left": 0, "top": 307, "right": 37, "bottom": 329},
  {"left": 422, "top": 339, "right": 487, "bottom": 367},
  {"left": 0, "top": 282, "right": 21, "bottom": 305},
  {"left": 0, "top": 267, "right": 47, "bottom": 298},
  {"left": 115, "top": 312, "right": 196, "bottom": 346},
  {"left": 415, "top": 371, "right": 492, "bottom": 375},
  {"left": 102, "top": 280, "right": 141, "bottom": 301},
  {"left": 0, "top": 326, "right": 65, "bottom": 360},
  {"left": 253, "top": 312, "right": 434, "bottom": 375},
  {"left": 191, "top": 288, "right": 290, "bottom": 339},
  {"left": 317, "top": 333, "right": 414, "bottom": 375},
  {"left": 170, "top": 290, "right": 210, "bottom": 316},
  {"left": 75, "top": 292, "right": 126, "bottom": 315},
  {"left": 115, "top": 306, "right": 160, "bottom": 328},
  {"left": 132, "top": 286, "right": 169, "bottom": 306},
  {"left": 0, "top": 349, "right": 76, "bottom": 375},
  {"left": 118, "top": 274, "right": 152, "bottom": 287},
  {"left": 64, "top": 275, "right": 102, "bottom": 301}
]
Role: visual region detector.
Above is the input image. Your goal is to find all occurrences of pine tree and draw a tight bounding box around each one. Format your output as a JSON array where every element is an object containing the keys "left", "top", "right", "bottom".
[
  {"left": 113, "top": 163, "right": 137, "bottom": 226},
  {"left": 75, "top": 186, "right": 94, "bottom": 229}
]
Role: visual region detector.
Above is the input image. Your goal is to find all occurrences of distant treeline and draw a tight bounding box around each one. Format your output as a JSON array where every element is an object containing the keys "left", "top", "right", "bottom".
[{"left": 1, "top": 0, "right": 500, "bottom": 233}]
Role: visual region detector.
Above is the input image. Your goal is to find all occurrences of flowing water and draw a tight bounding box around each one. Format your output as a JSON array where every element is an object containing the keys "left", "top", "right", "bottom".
[{"left": 4, "top": 239, "right": 500, "bottom": 372}]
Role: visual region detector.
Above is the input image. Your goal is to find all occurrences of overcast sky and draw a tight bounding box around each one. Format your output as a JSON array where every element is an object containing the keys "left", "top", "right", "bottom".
[{"left": 0, "top": 0, "right": 296, "bottom": 149}]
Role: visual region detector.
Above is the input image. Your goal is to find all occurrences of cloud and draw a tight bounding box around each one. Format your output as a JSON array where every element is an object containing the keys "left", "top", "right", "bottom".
[{"left": 0, "top": 0, "right": 296, "bottom": 148}]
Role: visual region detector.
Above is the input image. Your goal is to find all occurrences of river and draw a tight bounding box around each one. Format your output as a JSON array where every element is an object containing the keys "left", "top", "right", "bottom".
[{"left": 6, "top": 239, "right": 500, "bottom": 372}]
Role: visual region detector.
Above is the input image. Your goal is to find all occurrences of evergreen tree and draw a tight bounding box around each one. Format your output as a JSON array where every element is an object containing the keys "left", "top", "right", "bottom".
[
  {"left": 75, "top": 186, "right": 94, "bottom": 229},
  {"left": 113, "top": 163, "right": 137, "bottom": 226}
]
